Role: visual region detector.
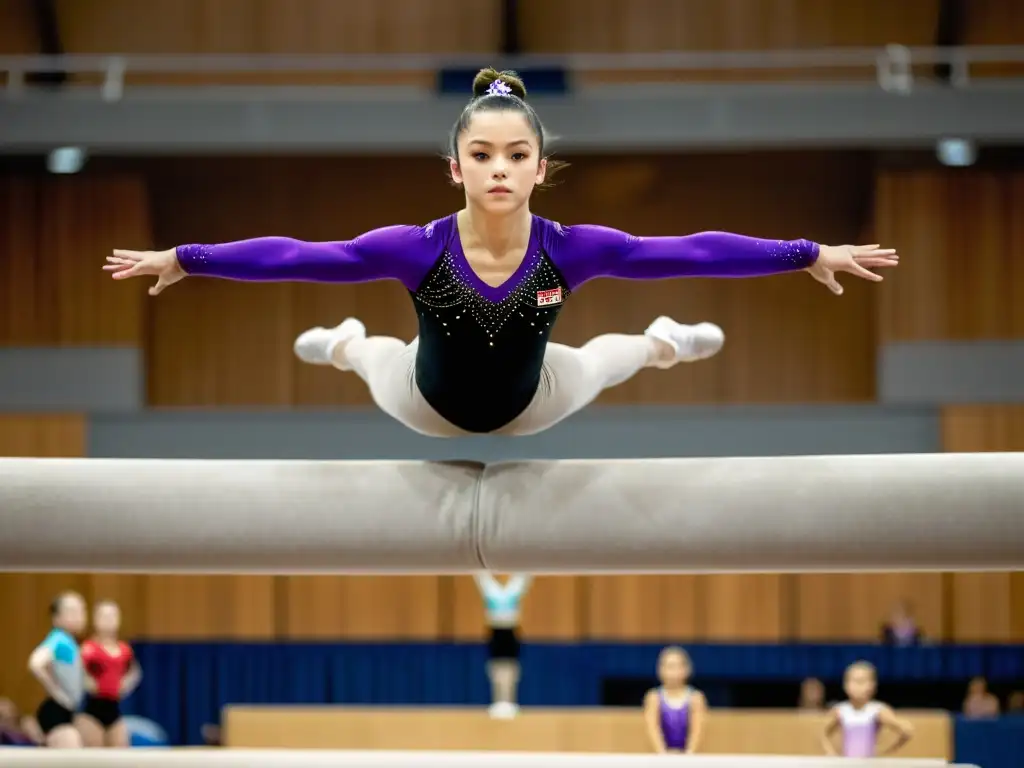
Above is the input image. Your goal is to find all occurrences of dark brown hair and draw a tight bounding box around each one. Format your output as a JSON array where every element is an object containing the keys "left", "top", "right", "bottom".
[{"left": 446, "top": 67, "right": 567, "bottom": 187}]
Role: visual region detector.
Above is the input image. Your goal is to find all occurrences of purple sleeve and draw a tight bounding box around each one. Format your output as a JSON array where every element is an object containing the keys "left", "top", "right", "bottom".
[
  {"left": 175, "top": 224, "right": 439, "bottom": 292},
  {"left": 546, "top": 224, "right": 820, "bottom": 290}
]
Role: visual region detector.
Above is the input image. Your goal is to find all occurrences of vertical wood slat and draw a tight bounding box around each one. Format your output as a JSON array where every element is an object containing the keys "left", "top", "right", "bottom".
[
  {"left": 942, "top": 405, "right": 1024, "bottom": 642},
  {"left": 874, "top": 170, "right": 1024, "bottom": 341},
  {"left": 520, "top": 0, "right": 939, "bottom": 53},
  {"left": 0, "top": 176, "right": 150, "bottom": 346},
  {"left": 57, "top": 0, "right": 501, "bottom": 55}
]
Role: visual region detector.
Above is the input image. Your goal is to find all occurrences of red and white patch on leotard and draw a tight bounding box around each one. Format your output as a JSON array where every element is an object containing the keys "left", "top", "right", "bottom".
[{"left": 537, "top": 288, "right": 563, "bottom": 306}]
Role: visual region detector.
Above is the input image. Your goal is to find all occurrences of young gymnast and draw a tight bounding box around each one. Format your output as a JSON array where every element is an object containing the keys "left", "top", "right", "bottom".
[
  {"left": 105, "top": 68, "right": 898, "bottom": 438},
  {"left": 77, "top": 600, "right": 142, "bottom": 748},
  {"left": 473, "top": 571, "right": 533, "bottom": 719},
  {"left": 643, "top": 646, "right": 707, "bottom": 754},
  {"left": 821, "top": 661, "right": 914, "bottom": 758},
  {"left": 28, "top": 591, "right": 88, "bottom": 748}
]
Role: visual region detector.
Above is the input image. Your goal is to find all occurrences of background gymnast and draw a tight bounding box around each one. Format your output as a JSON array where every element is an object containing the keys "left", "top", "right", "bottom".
[
  {"left": 106, "top": 68, "right": 898, "bottom": 438},
  {"left": 820, "top": 660, "right": 914, "bottom": 758},
  {"left": 27, "top": 591, "right": 87, "bottom": 748},
  {"left": 473, "top": 571, "right": 532, "bottom": 719},
  {"left": 77, "top": 600, "right": 142, "bottom": 748},
  {"left": 643, "top": 646, "right": 707, "bottom": 754}
]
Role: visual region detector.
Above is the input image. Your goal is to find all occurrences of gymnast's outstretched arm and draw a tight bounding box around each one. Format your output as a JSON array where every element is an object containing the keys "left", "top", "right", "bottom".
[
  {"left": 104, "top": 225, "right": 438, "bottom": 295},
  {"left": 545, "top": 224, "right": 898, "bottom": 295}
]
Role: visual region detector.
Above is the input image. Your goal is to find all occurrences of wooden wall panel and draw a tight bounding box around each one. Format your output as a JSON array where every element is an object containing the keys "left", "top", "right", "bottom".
[
  {"left": 281, "top": 577, "right": 442, "bottom": 639},
  {"left": 0, "top": 176, "right": 150, "bottom": 346},
  {"left": 874, "top": 170, "right": 1024, "bottom": 341},
  {"left": 0, "top": 0, "right": 38, "bottom": 55},
  {"left": 701, "top": 575, "right": 788, "bottom": 641},
  {"left": 0, "top": 413, "right": 85, "bottom": 455},
  {"left": 963, "top": 0, "right": 1024, "bottom": 78},
  {"left": 57, "top": 0, "right": 500, "bottom": 55},
  {"left": 138, "top": 152, "right": 875, "bottom": 407},
  {"left": 585, "top": 576, "right": 699, "bottom": 640},
  {"left": 942, "top": 405, "right": 1024, "bottom": 643},
  {"left": 139, "top": 576, "right": 277, "bottom": 640},
  {"left": 521, "top": 0, "right": 938, "bottom": 53},
  {"left": 521, "top": 0, "right": 938, "bottom": 84},
  {"left": 794, "top": 574, "right": 944, "bottom": 641}
]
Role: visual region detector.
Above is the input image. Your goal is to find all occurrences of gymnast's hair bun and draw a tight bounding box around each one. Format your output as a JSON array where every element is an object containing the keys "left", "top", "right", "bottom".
[{"left": 472, "top": 68, "right": 528, "bottom": 100}]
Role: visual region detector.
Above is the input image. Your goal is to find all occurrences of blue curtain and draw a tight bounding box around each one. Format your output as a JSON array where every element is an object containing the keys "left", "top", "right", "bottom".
[
  {"left": 954, "top": 716, "right": 1024, "bottom": 768},
  {"left": 123, "top": 641, "right": 1023, "bottom": 747}
]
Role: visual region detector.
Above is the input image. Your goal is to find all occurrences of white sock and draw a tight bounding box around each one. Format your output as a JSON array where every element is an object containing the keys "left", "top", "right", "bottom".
[
  {"left": 644, "top": 316, "right": 725, "bottom": 369},
  {"left": 293, "top": 318, "right": 366, "bottom": 369}
]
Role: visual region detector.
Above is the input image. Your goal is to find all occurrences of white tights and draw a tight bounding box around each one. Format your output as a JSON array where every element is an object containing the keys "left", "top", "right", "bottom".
[{"left": 336, "top": 333, "right": 662, "bottom": 437}]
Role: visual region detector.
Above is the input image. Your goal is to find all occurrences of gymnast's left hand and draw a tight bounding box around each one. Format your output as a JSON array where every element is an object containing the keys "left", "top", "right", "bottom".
[
  {"left": 806, "top": 244, "right": 899, "bottom": 296},
  {"left": 104, "top": 247, "right": 185, "bottom": 296}
]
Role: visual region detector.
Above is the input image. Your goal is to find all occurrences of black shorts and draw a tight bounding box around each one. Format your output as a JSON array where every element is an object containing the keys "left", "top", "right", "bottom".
[
  {"left": 82, "top": 695, "right": 122, "bottom": 729},
  {"left": 487, "top": 627, "right": 521, "bottom": 660},
  {"left": 36, "top": 698, "right": 74, "bottom": 735}
]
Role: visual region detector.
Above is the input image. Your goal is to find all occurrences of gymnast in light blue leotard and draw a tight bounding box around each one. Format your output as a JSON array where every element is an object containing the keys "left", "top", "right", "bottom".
[{"left": 474, "top": 572, "right": 532, "bottom": 718}]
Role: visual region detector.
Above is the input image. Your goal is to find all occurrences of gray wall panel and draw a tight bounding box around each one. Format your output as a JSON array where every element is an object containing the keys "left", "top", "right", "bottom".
[
  {"left": 880, "top": 340, "right": 1024, "bottom": 403},
  {"left": 0, "top": 347, "right": 142, "bottom": 411},
  {"left": 3, "top": 83, "right": 1024, "bottom": 152},
  {"left": 88, "top": 405, "right": 940, "bottom": 460}
]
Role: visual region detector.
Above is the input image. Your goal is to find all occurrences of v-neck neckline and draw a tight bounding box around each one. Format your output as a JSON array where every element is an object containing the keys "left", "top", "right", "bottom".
[{"left": 449, "top": 213, "right": 539, "bottom": 303}]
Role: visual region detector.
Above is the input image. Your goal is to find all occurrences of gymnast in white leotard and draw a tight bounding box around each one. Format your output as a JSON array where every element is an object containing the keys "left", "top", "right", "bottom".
[
  {"left": 106, "top": 68, "right": 898, "bottom": 439},
  {"left": 821, "top": 661, "right": 914, "bottom": 758}
]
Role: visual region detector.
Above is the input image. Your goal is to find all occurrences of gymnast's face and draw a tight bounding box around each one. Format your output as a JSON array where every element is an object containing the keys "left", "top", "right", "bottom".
[
  {"left": 93, "top": 601, "right": 121, "bottom": 637},
  {"left": 657, "top": 651, "right": 690, "bottom": 687},
  {"left": 844, "top": 665, "right": 876, "bottom": 704},
  {"left": 56, "top": 593, "right": 87, "bottom": 635},
  {"left": 451, "top": 111, "right": 547, "bottom": 213}
]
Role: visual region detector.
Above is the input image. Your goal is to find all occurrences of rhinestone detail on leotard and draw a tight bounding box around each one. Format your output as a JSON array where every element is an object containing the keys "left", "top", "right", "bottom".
[{"left": 413, "top": 248, "right": 569, "bottom": 346}]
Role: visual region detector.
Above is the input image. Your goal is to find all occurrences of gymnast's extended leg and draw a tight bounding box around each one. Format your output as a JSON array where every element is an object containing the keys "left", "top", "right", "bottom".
[
  {"left": 292, "top": 319, "right": 469, "bottom": 437},
  {"left": 498, "top": 316, "right": 724, "bottom": 436}
]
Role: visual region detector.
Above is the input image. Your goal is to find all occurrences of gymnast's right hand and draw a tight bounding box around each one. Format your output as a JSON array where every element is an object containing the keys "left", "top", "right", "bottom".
[{"left": 104, "top": 248, "right": 185, "bottom": 296}]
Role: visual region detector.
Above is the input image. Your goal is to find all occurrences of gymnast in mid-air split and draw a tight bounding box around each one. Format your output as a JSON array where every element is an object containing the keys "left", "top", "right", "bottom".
[{"left": 106, "top": 68, "right": 898, "bottom": 438}]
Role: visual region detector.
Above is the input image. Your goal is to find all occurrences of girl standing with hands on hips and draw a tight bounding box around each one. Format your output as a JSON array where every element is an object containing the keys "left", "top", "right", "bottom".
[
  {"left": 27, "top": 592, "right": 87, "bottom": 748},
  {"left": 77, "top": 600, "right": 142, "bottom": 748}
]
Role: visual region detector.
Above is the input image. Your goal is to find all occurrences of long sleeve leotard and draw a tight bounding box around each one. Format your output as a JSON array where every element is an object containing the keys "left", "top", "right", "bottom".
[{"left": 176, "top": 214, "right": 819, "bottom": 432}]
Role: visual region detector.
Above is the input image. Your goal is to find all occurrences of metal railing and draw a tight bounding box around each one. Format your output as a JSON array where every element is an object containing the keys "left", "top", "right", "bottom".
[{"left": 2, "top": 45, "right": 1023, "bottom": 100}]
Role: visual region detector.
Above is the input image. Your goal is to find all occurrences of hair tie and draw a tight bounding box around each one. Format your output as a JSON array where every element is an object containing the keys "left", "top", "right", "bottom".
[{"left": 486, "top": 80, "right": 513, "bottom": 97}]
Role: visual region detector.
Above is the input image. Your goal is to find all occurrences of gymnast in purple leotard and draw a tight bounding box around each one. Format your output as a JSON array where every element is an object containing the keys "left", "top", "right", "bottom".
[
  {"left": 105, "top": 68, "right": 899, "bottom": 438},
  {"left": 643, "top": 646, "right": 707, "bottom": 754}
]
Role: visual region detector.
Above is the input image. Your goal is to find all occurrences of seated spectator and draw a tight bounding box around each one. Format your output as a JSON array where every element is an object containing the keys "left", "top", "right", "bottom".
[
  {"left": 0, "top": 698, "right": 38, "bottom": 747},
  {"left": 962, "top": 677, "right": 1000, "bottom": 719},
  {"left": 880, "top": 599, "right": 922, "bottom": 647},
  {"left": 799, "top": 677, "right": 826, "bottom": 710},
  {"left": 202, "top": 723, "right": 222, "bottom": 746},
  {"left": 1006, "top": 691, "right": 1024, "bottom": 715}
]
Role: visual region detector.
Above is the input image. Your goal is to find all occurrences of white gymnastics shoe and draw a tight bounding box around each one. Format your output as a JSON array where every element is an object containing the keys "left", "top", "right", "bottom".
[
  {"left": 293, "top": 317, "right": 366, "bottom": 370},
  {"left": 644, "top": 316, "right": 725, "bottom": 369}
]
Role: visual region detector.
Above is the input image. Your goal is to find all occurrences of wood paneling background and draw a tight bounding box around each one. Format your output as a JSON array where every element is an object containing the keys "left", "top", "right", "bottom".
[
  {"left": 5, "top": 0, "right": 1020, "bottom": 91},
  {"left": 0, "top": 177, "right": 150, "bottom": 345},
  {"left": 874, "top": 170, "right": 1024, "bottom": 341},
  {"left": 520, "top": 0, "right": 939, "bottom": 54},
  {"left": 17, "top": 0, "right": 1021, "bottom": 59},
  {"left": 0, "top": 0, "right": 38, "bottom": 56}
]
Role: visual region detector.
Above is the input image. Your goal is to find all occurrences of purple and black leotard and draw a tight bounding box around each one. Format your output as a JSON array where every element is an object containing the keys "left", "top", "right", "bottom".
[{"left": 175, "top": 213, "right": 819, "bottom": 432}]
